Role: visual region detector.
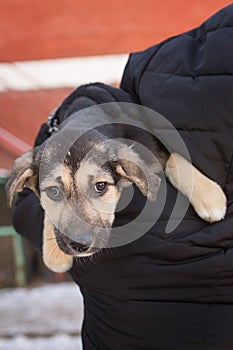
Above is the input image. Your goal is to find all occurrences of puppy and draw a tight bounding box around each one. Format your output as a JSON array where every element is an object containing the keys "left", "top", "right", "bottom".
[{"left": 5, "top": 104, "right": 226, "bottom": 273}]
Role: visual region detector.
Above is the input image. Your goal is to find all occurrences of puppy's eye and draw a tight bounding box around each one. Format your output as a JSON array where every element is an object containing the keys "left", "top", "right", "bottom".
[
  {"left": 46, "top": 186, "right": 62, "bottom": 201},
  {"left": 95, "top": 182, "right": 107, "bottom": 194}
]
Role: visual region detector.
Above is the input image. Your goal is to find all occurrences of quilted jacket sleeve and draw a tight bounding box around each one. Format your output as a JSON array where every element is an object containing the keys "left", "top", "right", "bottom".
[{"left": 11, "top": 122, "right": 50, "bottom": 252}]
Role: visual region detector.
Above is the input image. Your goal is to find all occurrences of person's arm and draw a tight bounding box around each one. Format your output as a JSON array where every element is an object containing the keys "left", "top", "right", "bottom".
[{"left": 12, "top": 189, "right": 44, "bottom": 252}]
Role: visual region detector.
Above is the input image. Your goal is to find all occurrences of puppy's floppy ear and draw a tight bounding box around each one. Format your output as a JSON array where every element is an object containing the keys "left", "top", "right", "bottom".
[
  {"left": 115, "top": 146, "right": 161, "bottom": 201},
  {"left": 5, "top": 147, "right": 41, "bottom": 206}
]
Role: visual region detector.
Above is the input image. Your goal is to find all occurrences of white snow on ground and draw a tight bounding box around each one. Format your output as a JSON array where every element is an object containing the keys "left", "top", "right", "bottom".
[
  {"left": 0, "top": 334, "right": 82, "bottom": 350},
  {"left": 0, "top": 282, "right": 84, "bottom": 350}
]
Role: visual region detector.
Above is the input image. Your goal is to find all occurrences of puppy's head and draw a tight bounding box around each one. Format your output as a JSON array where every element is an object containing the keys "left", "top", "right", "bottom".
[{"left": 6, "top": 134, "right": 161, "bottom": 272}]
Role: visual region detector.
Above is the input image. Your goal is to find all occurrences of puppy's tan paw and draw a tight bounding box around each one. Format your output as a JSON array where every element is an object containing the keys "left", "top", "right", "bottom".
[
  {"left": 192, "top": 179, "right": 226, "bottom": 223},
  {"left": 166, "top": 153, "right": 226, "bottom": 223},
  {"left": 43, "top": 249, "right": 73, "bottom": 273},
  {"left": 43, "top": 215, "right": 73, "bottom": 273}
]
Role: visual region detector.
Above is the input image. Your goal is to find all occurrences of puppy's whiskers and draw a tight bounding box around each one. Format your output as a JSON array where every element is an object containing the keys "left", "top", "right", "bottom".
[{"left": 50, "top": 242, "right": 62, "bottom": 260}]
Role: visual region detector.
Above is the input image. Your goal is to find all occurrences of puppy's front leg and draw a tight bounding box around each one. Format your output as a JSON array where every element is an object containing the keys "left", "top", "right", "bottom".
[
  {"left": 165, "top": 153, "right": 226, "bottom": 223},
  {"left": 43, "top": 215, "right": 73, "bottom": 273}
]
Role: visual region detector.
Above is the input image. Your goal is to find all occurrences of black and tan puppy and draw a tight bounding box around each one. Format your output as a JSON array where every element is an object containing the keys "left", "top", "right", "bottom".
[{"left": 6, "top": 101, "right": 226, "bottom": 273}]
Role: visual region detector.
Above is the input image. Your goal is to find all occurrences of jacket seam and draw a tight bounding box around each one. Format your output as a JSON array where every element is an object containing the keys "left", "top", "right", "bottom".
[
  {"left": 143, "top": 71, "right": 233, "bottom": 78},
  {"left": 224, "top": 152, "right": 233, "bottom": 192},
  {"left": 197, "top": 24, "right": 233, "bottom": 38}
]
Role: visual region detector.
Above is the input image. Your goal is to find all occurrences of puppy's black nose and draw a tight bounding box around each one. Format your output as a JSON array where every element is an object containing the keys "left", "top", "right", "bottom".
[{"left": 68, "top": 239, "right": 90, "bottom": 253}]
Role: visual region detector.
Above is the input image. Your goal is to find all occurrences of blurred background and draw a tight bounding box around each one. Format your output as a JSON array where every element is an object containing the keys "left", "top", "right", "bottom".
[{"left": 0, "top": 0, "right": 232, "bottom": 348}]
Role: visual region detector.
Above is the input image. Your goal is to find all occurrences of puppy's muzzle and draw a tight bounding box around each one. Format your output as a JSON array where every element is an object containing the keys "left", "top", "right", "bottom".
[{"left": 55, "top": 228, "right": 99, "bottom": 256}]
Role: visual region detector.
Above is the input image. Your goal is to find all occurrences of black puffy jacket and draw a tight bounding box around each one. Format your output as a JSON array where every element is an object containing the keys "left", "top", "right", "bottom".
[{"left": 13, "top": 4, "right": 233, "bottom": 349}]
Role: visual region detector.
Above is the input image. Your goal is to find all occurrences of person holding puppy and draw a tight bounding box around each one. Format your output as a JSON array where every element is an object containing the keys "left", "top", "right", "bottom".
[{"left": 12, "top": 4, "right": 233, "bottom": 349}]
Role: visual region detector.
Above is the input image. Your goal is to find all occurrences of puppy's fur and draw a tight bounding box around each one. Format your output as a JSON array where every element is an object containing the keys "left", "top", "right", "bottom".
[{"left": 6, "top": 109, "right": 226, "bottom": 273}]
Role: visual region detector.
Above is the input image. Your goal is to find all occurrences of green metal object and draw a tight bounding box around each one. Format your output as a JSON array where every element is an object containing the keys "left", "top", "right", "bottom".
[
  {"left": 0, "top": 177, "right": 7, "bottom": 185},
  {"left": 0, "top": 226, "right": 26, "bottom": 287},
  {"left": 0, "top": 176, "right": 27, "bottom": 287}
]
